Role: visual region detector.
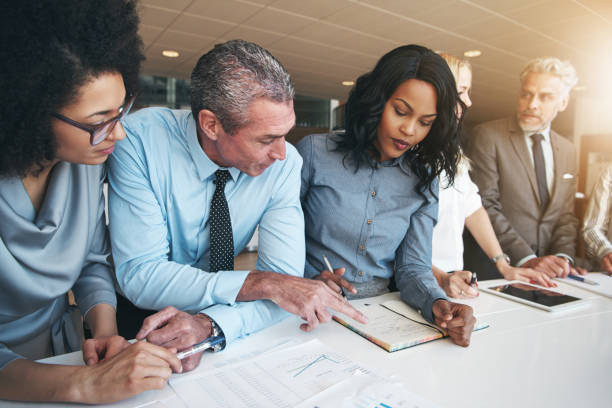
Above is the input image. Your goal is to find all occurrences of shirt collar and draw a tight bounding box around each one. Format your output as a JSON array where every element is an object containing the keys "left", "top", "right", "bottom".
[
  {"left": 185, "top": 114, "right": 240, "bottom": 182},
  {"left": 367, "top": 150, "right": 412, "bottom": 174},
  {"left": 524, "top": 125, "right": 551, "bottom": 144}
]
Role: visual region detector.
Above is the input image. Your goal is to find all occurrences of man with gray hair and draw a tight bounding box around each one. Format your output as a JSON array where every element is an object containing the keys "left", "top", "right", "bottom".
[
  {"left": 108, "top": 40, "right": 366, "bottom": 372},
  {"left": 464, "top": 57, "right": 588, "bottom": 280}
]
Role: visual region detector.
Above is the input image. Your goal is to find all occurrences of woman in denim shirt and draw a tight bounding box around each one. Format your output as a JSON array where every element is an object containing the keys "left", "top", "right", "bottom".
[{"left": 297, "top": 45, "right": 476, "bottom": 346}]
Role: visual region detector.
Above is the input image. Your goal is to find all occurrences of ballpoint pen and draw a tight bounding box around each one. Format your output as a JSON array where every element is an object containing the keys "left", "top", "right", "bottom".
[
  {"left": 176, "top": 336, "right": 225, "bottom": 360},
  {"left": 470, "top": 272, "right": 478, "bottom": 288},
  {"left": 567, "top": 274, "right": 599, "bottom": 286},
  {"left": 323, "top": 254, "right": 346, "bottom": 298}
]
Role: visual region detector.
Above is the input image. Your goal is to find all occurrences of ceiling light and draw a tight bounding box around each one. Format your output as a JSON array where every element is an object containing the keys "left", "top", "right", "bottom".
[
  {"left": 162, "top": 50, "right": 180, "bottom": 58},
  {"left": 463, "top": 49, "right": 482, "bottom": 58},
  {"left": 342, "top": 81, "right": 355, "bottom": 86}
]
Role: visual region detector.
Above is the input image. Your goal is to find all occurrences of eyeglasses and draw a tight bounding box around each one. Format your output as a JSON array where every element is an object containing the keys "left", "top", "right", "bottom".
[{"left": 52, "top": 94, "right": 136, "bottom": 145}]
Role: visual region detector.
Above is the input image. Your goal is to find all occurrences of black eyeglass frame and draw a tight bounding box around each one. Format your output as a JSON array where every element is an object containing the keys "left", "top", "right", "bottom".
[{"left": 52, "top": 94, "right": 136, "bottom": 145}]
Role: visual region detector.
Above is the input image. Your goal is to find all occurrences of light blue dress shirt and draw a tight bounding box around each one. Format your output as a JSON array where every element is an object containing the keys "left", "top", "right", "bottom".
[
  {"left": 108, "top": 108, "right": 305, "bottom": 344},
  {"left": 297, "top": 134, "right": 447, "bottom": 322}
]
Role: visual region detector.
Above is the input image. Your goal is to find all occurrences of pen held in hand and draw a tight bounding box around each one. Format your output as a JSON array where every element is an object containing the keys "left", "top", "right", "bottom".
[
  {"left": 323, "top": 254, "right": 347, "bottom": 298},
  {"left": 176, "top": 336, "right": 225, "bottom": 360}
]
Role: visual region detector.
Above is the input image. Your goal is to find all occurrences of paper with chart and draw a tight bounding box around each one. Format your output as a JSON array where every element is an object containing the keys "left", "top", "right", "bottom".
[
  {"left": 169, "top": 339, "right": 371, "bottom": 408},
  {"left": 295, "top": 372, "right": 441, "bottom": 408},
  {"left": 333, "top": 297, "right": 488, "bottom": 352}
]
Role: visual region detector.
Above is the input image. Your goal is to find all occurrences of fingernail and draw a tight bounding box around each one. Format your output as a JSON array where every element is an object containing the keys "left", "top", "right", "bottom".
[{"left": 86, "top": 359, "right": 94, "bottom": 366}]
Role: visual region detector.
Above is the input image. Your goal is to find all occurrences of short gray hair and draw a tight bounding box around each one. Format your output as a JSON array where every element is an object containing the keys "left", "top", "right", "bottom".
[
  {"left": 520, "top": 57, "right": 578, "bottom": 97},
  {"left": 190, "top": 39, "right": 294, "bottom": 135}
]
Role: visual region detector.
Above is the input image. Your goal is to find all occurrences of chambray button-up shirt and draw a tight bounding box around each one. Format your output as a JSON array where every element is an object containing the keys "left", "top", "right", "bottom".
[
  {"left": 108, "top": 108, "right": 305, "bottom": 343},
  {"left": 297, "top": 134, "right": 447, "bottom": 322}
]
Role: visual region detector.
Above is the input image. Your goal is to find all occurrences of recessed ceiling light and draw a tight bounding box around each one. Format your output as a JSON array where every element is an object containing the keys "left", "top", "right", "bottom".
[
  {"left": 463, "top": 50, "right": 482, "bottom": 58},
  {"left": 342, "top": 81, "right": 355, "bottom": 86},
  {"left": 162, "top": 50, "right": 180, "bottom": 58},
  {"left": 573, "top": 85, "right": 586, "bottom": 92}
]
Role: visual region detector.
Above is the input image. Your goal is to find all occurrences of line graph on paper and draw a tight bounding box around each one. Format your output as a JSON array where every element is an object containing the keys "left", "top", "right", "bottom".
[
  {"left": 169, "top": 339, "right": 371, "bottom": 408},
  {"left": 288, "top": 354, "right": 342, "bottom": 378}
]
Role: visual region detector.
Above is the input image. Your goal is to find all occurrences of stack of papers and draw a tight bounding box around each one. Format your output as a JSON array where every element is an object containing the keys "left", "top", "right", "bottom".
[{"left": 169, "top": 339, "right": 439, "bottom": 408}]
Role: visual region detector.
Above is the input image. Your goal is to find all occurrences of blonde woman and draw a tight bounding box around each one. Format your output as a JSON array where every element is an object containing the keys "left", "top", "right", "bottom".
[{"left": 432, "top": 53, "right": 554, "bottom": 298}]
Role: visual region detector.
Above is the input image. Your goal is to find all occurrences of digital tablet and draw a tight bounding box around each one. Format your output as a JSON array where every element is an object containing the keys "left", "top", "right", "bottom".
[{"left": 480, "top": 281, "right": 588, "bottom": 312}]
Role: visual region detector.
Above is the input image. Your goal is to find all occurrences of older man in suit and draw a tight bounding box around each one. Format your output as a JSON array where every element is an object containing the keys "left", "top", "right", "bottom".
[{"left": 464, "top": 57, "right": 587, "bottom": 279}]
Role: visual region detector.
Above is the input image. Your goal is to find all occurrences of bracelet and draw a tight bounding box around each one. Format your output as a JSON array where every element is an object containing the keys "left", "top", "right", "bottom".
[{"left": 491, "top": 253, "right": 510, "bottom": 265}]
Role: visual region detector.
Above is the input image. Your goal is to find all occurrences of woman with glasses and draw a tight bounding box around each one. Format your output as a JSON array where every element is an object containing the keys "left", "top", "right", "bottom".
[{"left": 0, "top": 0, "right": 181, "bottom": 403}]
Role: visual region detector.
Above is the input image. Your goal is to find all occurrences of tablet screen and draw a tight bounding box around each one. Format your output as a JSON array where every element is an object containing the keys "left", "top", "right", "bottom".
[{"left": 488, "top": 283, "right": 581, "bottom": 307}]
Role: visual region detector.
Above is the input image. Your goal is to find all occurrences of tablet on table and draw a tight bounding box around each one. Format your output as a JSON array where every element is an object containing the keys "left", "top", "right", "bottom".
[{"left": 480, "top": 280, "right": 588, "bottom": 312}]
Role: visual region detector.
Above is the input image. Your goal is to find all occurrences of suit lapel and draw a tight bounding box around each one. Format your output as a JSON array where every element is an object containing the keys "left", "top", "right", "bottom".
[{"left": 508, "top": 119, "right": 541, "bottom": 205}]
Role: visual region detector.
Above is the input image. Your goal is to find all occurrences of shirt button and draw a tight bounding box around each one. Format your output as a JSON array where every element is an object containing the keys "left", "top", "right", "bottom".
[
  {"left": 359, "top": 245, "right": 365, "bottom": 250},
  {"left": 371, "top": 191, "right": 376, "bottom": 197},
  {"left": 358, "top": 270, "right": 364, "bottom": 276},
  {"left": 367, "top": 219, "right": 373, "bottom": 224}
]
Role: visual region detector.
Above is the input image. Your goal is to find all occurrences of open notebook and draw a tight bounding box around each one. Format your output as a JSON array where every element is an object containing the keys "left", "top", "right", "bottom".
[{"left": 333, "top": 297, "right": 488, "bottom": 352}]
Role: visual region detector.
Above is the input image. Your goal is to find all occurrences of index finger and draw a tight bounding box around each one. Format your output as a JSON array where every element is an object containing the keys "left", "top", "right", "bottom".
[
  {"left": 137, "top": 307, "right": 179, "bottom": 340},
  {"left": 339, "top": 278, "right": 357, "bottom": 294},
  {"left": 329, "top": 297, "right": 367, "bottom": 324}
]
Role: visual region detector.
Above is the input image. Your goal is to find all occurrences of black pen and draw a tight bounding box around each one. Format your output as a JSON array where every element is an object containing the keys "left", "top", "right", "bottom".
[
  {"left": 323, "top": 255, "right": 346, "bottom": 297},
  {"left": 470, "top": 272, "right": 478, "bottom": 288}
]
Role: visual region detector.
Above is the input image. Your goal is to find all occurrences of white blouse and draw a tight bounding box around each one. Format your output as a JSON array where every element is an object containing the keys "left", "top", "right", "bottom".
[{"left": 432, "top": 164, "right": 482, "bottom": 272}]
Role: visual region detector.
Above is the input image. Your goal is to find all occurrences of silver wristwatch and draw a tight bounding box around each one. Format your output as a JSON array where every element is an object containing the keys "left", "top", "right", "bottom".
[
  {"left": 209, "top": 318, "right": 226, "bottom": 352},
  {"left": 491, "top": 253, "right": 511, "bottom": 265}
]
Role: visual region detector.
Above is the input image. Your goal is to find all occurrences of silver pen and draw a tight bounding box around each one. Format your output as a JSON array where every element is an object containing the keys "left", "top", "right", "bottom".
[
  {"left": 323, "top": 254, "right": 346, "bottom": 298},
  {"left": 176, "top": 335, "right": 225, "bottom": 360}
]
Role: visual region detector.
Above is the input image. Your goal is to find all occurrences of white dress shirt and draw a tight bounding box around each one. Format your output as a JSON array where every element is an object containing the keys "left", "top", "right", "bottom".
[{"left": 524, "top": 126, "right": 554, "bottom": 194}]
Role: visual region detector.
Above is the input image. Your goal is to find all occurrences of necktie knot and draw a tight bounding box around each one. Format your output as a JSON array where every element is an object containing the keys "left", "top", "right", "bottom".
[
  {"left": 531, "top": 133, "right": 544, "bottom": 144},
  {"left": 214, "top": 169, "right": 231, "bottom": 187}
]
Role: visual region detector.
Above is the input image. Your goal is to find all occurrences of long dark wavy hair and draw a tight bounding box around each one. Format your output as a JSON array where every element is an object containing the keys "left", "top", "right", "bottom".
[
  {"left": 0, "top": 0, "right": 144, "bottom": 177},
  {"left": 335, "top": 44, "right": 463, "bottom": 196}
]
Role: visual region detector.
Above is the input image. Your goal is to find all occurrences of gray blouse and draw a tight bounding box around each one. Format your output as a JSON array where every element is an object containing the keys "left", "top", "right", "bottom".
[{"left": 0, "top": 162, "right": 116, "bottom": 370}]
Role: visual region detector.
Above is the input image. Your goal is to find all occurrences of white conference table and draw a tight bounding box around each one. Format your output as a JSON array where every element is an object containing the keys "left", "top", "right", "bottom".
[{"left": 2, "top": 278, "right": 611, "bottom": 408}]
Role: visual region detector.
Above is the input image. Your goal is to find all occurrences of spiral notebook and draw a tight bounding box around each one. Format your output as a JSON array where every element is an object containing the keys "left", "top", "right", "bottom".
[{"left": 333, "top": 297, "right": 488, "bottom": 352}]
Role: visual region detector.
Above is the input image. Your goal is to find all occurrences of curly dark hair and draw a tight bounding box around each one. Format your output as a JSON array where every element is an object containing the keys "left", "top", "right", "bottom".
[
  {"left": 0, "top": 0, "right": 144, "bottom": 177},
  {"left": 335, "top": 44, "right": 463, "bottom": 196}
]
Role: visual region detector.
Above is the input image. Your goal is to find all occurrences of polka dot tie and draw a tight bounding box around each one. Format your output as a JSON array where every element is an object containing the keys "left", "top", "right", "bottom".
[{"left": 209, "top": 170, "right": 234, "bottom": 273}]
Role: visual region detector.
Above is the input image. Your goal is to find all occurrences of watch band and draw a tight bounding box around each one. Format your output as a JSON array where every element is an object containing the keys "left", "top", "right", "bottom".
[
  {"left": 208, "top": 318, "right": 226, "bottom": 352},
  {"left": 491, "top": 253, "right": 510, "bottom": 265}
]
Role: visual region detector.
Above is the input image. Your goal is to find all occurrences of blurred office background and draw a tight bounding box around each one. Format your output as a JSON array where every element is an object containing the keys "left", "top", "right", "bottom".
[{"left": 134, "top": 0, "right": 612, "bottom": 202}]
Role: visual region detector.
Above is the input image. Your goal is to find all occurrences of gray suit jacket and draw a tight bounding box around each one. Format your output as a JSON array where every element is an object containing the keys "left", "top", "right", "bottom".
[{"left": 465, "top": 116, "right": 579, "bottom": 264}]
